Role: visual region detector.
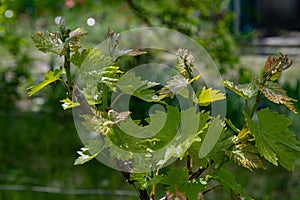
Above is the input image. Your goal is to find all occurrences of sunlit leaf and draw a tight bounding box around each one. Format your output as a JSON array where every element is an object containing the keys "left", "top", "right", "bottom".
[
  {"left": 74, "top": 137, "right": 104, "bottom": 165},
  {"left": 254, "top": 79, "right": 297, "bottom": 114},
  {"left": 81, "top": 109, "right": 130, "bottom": 136},
  {"left": 197, "top": 86, "right": 226, "bottom": 106},
  {"left": 223, "top": 80, "right": 258, "bottom": 100},
  {"left": 27, "top": 68, "right": 63, "bottom": 96},
  {"left": 66, "top": 27, "right": 88, "bottom": 51},
  {"left": 159, "top": 74, "right": 189, "bottom": 98},
  {"left": 225, "top": 143, "right": 266, "bottom": 171},
  {"left": 68, "top": 27, "right": 88, "bottom": 39},
  {"left": 60, "top": 97, "right": 101, "bottom": 110},
  {"left": 60, "top": 98, "right": 80, "bottom": 110},
  {"left": 31, "top": 31, "right": 64, "bottom": 55},
  {"left": 176, "top": 48, "right": 194, "bottom": 78}
]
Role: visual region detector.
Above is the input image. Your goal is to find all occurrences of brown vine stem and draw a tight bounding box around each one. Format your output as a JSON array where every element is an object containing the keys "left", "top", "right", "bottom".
[{"left": 202, "top": 184, "right": 222, "bottom": 195}]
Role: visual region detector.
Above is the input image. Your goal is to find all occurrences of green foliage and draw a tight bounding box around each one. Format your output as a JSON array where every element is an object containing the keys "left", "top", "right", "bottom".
[
  {"left": 126, "top": 0, "right": 239, "bottom": 73},
  {"left": 117, "top": 72, "right": 159, "bottom": 102},
  {"left": 224, "top": 80, "right": 258, "bottom": 100},
  {"left": 71, "top": 48, "right": 92, "bottom": 67},
  {"left": 245, "top": 108, "right": 300, "bottom": 171},
  {"left": 27, "top": 68, "right": 63, "bottom": 96},
  {"left": 198, "top": 116, "right": 224, "bottom": 158},
  {"left": 197, "top": 86, "right": 226, "bottom": 106},
  {"left": 161, "top": 168, "right": 207, "bottom": 200},
  {"left": 211, "top": 167, "right": 250, "bottom": 199},
  {"left": 254, "top": 80, "right": 297, "bottom": 114},
  {"left": 73, "top": 138, "right": 104, "bottom": 165},
  {"left": 28, "top": 21, "right": 300, "bottom": 200}
]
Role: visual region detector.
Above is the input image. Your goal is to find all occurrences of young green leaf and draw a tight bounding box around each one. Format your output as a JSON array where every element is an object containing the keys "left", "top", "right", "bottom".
[
  {"left": 223, "top": 80, "right": 258, "bottom": 100},
  {"left": 175, "top": 48, "right": 194, "bottom": 79},
  {"left": 74, "top": 137, "right": 105, "bottom": 165},
  {"left": 197, "top": 86, "right": 226, "bottom": 106},
  {"left": 71, "top": 48, "right": 92, "bottom": 67},
  {"left": 27, "top": 68, "right": 63, "bottom": 96},
  {"left": 117, "top": 72, "right": 159, "bottom": 101},
  {"left": 60, "top": 97, "right": 101, "bottom": 110},
  {"left": 254, "top": 79, "right": 297, "bottom": 114},
  {"left": 159, "top": 74, "right": 190, "bottom": 98},
  {"left": 66, "top": 27, "right": 88, "bottom": 52},
  {"left": 199, "top": 116, "right": 224, "bottom": 158},
  {"left": 263, "top": 54, "right": 292, "bottom": 82},
  {"left": 130, "top": 173, "right": 163, "bottom": 190},
  {"left": 60, "top": 98, "right": 80, "bottom": 110},
  {"left": 245, "top": 108, "right": 300, "bottom": 170},
  {"left": 225, "top": 143, "right": 266, "bottom": 171},
  {"left": 31, "top": 31, "right": 65, "bottom": 55}
]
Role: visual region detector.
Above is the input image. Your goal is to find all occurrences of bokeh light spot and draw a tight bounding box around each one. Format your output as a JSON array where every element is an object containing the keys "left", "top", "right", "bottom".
[
  {"left": 4, "top": 10, "right": 13, "bottom": 18},
  {"left": 87, "top": 18, "right": 96, "bottom": 26}
]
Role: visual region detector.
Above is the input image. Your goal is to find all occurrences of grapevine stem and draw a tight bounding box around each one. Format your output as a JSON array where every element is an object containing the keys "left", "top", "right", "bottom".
[
  {"left": 249, "top": 92, "right": 262, "bottom": 118},
  {"left": 102, "top": 84, "right": 108, "bottom": 112},
  {"left": 65, "top": 45, "right": 72, "bottom": 99}
]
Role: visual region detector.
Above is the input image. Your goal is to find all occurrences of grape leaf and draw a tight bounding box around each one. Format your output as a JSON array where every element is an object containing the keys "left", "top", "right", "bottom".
[
  {"left": 118, "top": 109, "right": 167, "bottom": 139},
  {"left": 254, "top": 79, "right": 297, "bottom": 114},
  {"left": 60, "top": 97, "right": 101, "bottom": 110},
  {"left": 109, "top": 105, "right": 180, "bottom": 154},
  {"left": 60, "top": 98, "right": 80, "bottom": 110},
  {"left": 74, "top": 137, "right": 105, "bottom": 165},
  {"left": 117, "top": 72, "right": 159, "bottom": 102},
  {"left": 223, "top": 80, "right": 258, "bottom": 100},
  {"left": 245, "top": 108, "right": 300, "bottom": 170},
  {"left": 225, "top": 143, "right": 266, "bottom": 171},
  {"left": 31, "top": 31, "right": 64, "bottom": 55},
  {"left": 130, "top": 173, "right": 163, "bottom": 190},
  {"left": 71, "top": 48, "right": 92, "bottom": 67},
  {"left": 175, "top": 48, "right": 194, "bottom": 78},
  {"left": 212, "top": 167, "right": 250, "bottom": 199},
  {"left": 197, "top": 86, "right": 226, "bottom": 106},
  {"left": 162, "top": 168, "right": 206, "bottom": 200},
  {"left": 114, "top": 49, "right": 147, "bottom": 58},
  {"left": 100, "top": 65, "right": 124, "bottom": 90},
  {"left": 159, "top": 74, "right": 190, "bottom": 98},
  {"left": 27, "top": 68, "right": 63, "bottom": 96},
  {"left": 162, "top": 168, "right": 188, "bottom": 193},
  {"left": 199, "top": 116, "right": 224, "bottom": 158},
  {"left": 154, "top": 107, "right": 200, "bottom": 167},
  {"left": 68, "top": 27, "right": 88, "bottom": 39},
  {"left": 263, "top": 54, "right": 292, "bottom": 82},
  {"left": 66, "top": 27, "right": 88, "bottom": 52}
]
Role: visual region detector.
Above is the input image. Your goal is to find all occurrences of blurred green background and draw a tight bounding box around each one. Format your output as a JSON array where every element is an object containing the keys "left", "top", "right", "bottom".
[{"left": 1, "top": 0, "right": 300, "bottom": 199}]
